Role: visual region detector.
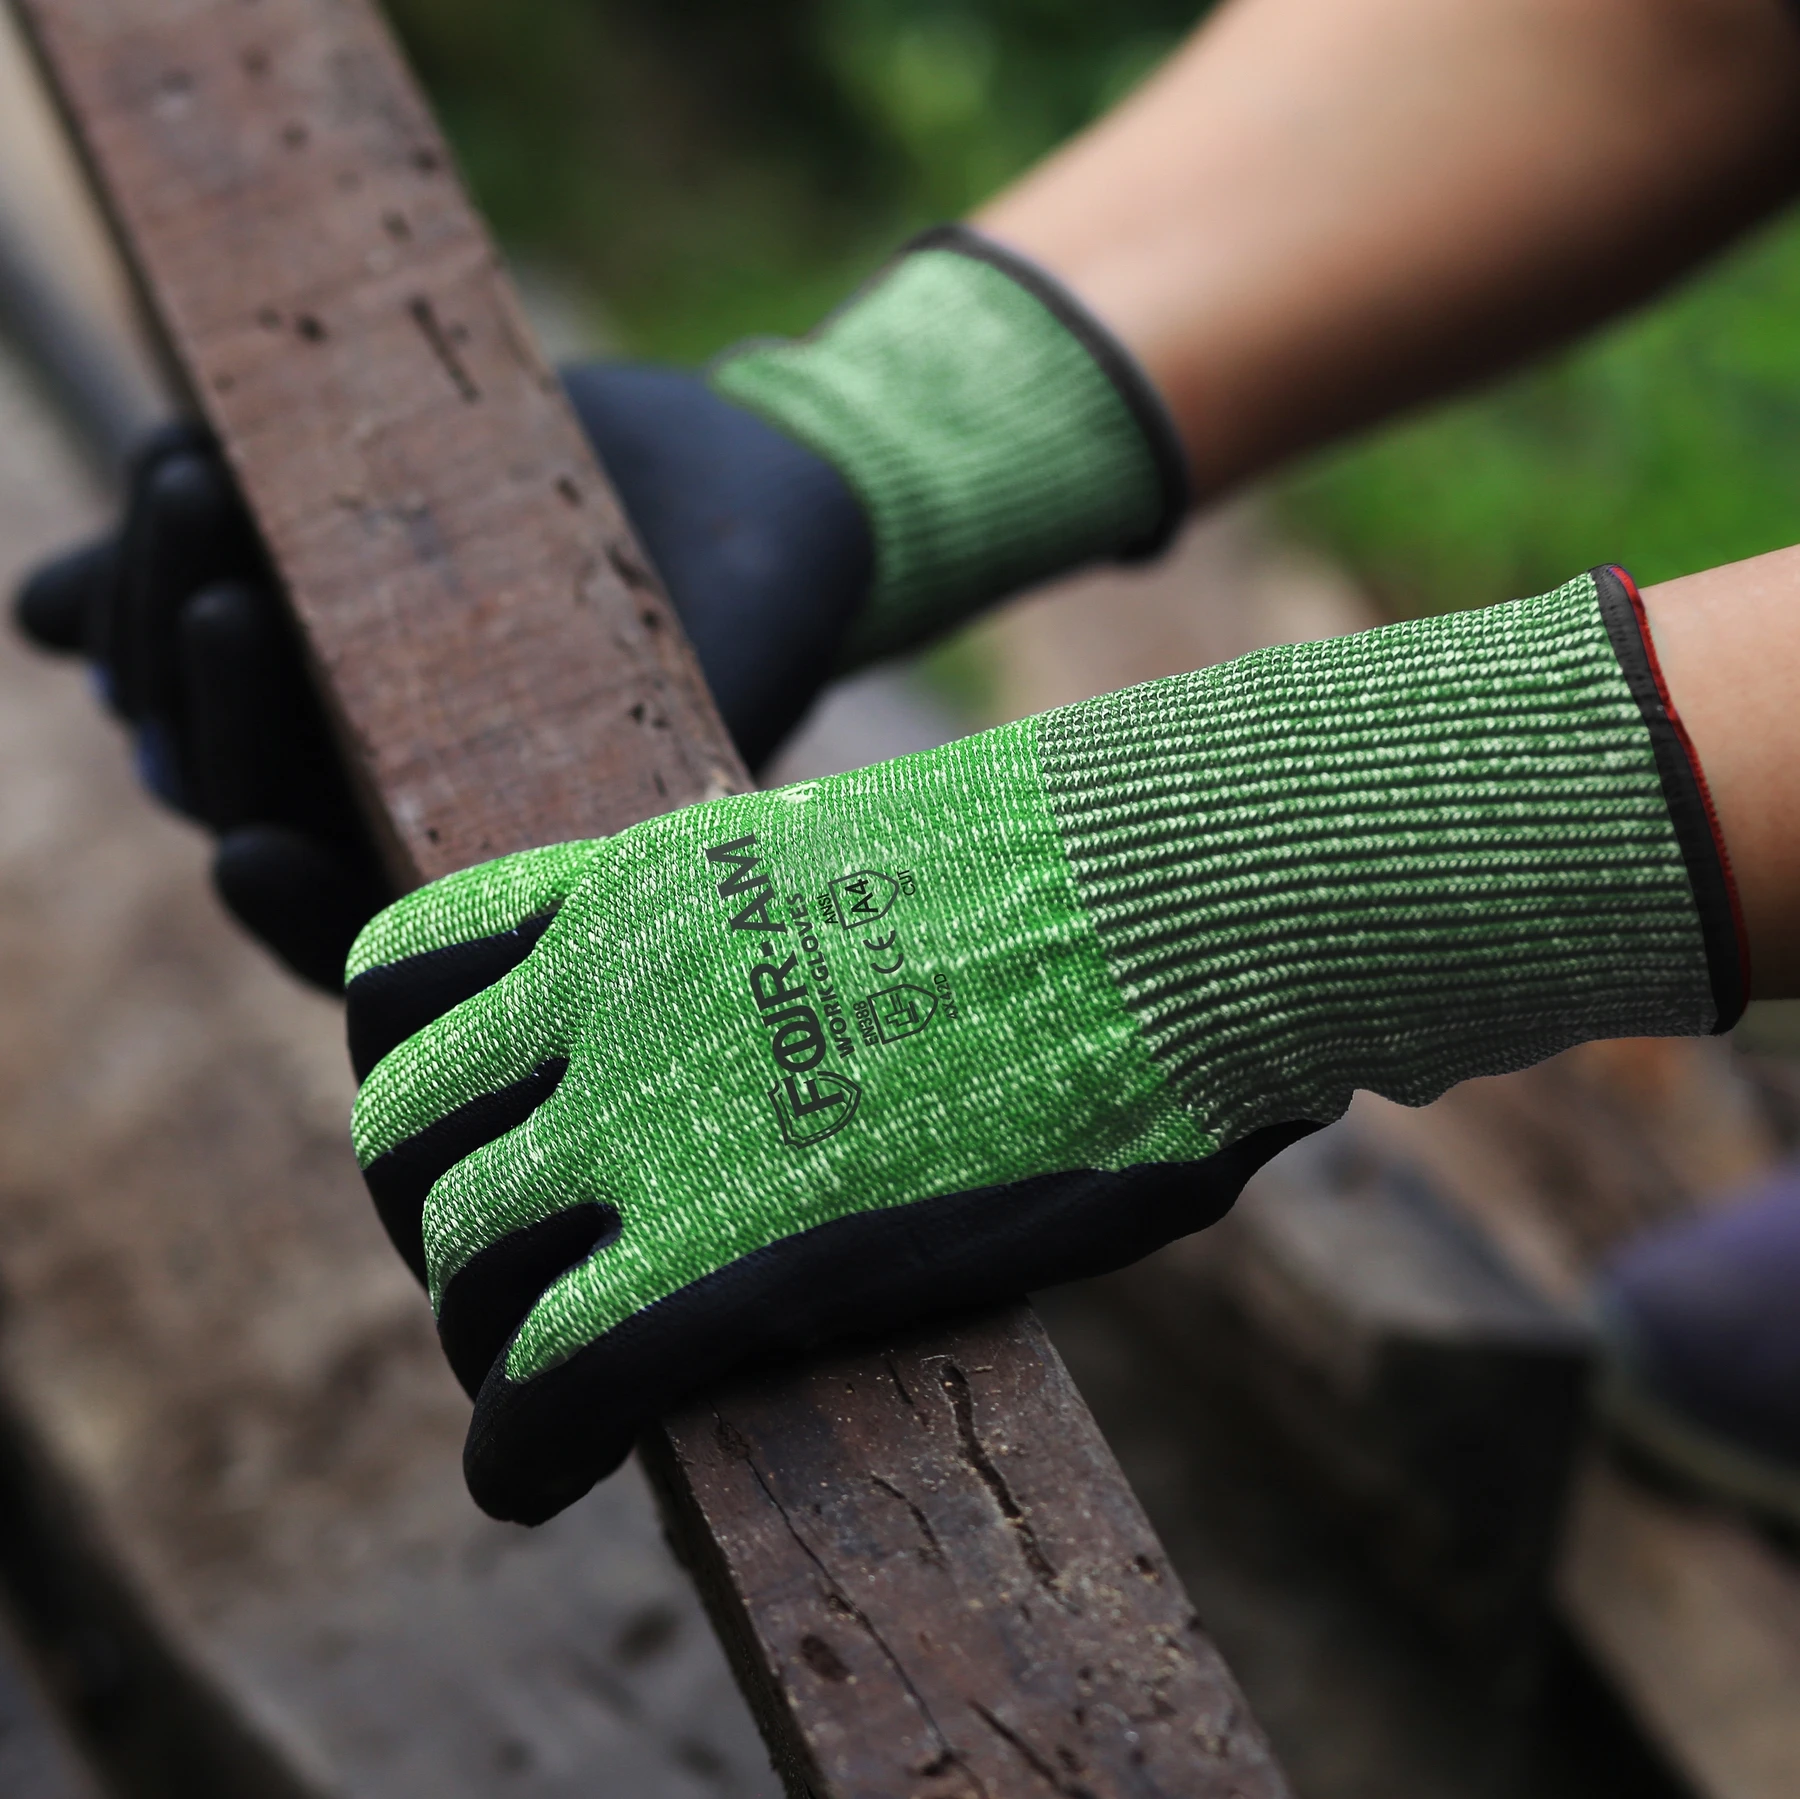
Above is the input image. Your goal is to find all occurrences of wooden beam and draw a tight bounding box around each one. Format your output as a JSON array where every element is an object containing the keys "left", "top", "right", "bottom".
[
  {"left": 9, "top": 1, "right": 1291, "bottom": 1790},
  {"left": 648, "top": 1306, "right": 1285, "bottom": 1796},
  {"left": 1104, "top": 1130, "right": 1592, "bottom": 1657}
]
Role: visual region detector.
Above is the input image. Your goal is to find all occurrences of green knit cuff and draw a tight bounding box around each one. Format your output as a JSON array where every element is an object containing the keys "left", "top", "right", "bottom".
[
  {"left": 1035, "top": 568, "right": 1743, "bottom": 1145},
  {"left": 710, "top": 226, "right": 1188, "bottom": 666}
]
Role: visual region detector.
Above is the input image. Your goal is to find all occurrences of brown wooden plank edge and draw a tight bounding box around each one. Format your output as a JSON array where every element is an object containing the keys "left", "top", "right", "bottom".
[{"left": 10, "top": 2, "right": 1290, "bottom": 1792}]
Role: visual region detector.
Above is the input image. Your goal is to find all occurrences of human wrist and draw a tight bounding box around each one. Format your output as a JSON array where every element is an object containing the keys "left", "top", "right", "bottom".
[{"left": 709, "top": 226, "right": 1188, "bottom": 666}]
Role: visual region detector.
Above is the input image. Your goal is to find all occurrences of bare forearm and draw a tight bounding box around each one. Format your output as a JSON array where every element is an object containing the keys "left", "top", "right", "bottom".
[{"left": 979, "top": 0, "right": 1800, "bottom": 496}]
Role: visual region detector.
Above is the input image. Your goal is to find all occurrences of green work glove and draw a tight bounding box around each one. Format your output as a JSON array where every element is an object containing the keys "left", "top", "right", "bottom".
[
  {"left": 708, "top": 224, "right": 1190, "bottom": 668},
  {"left": 347, "top": 568, "right": 1742, "bottom": 1524}
]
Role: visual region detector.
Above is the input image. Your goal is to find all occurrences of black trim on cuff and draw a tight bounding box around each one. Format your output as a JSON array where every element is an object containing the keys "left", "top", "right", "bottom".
[
  {"left": 1593, "top": 564, "right": 1747, "bottom": 1034},
  {"left": 906, "top": 224, "right": 1192, "bottom": 563}
]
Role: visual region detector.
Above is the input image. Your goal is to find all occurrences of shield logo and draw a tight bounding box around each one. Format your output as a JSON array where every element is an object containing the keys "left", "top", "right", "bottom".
[
  {"left": 830, "top": 871, "right": 900, "bottom": 929},
  {"left": 769, "top": 1070, "right": 863, "bottom": 1146},
  {"left": 869, "top": 984, "right": 938, "bottom": 1043}
]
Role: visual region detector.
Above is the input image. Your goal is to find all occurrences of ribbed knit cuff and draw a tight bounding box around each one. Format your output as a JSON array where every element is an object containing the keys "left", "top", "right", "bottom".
[
  {"left": 711, "top": 226, "right": 1188, "bottom": 667},
  {"left": 1034, "top": 570, "right": 1740, "bottom": 1147}
]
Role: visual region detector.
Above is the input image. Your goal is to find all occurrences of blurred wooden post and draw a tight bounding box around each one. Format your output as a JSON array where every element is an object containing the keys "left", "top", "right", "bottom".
[{"left": 9, "top": 0, "right": 1292, "bottom": 1790}]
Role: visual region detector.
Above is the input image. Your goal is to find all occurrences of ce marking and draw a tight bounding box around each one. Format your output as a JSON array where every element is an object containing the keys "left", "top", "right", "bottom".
[{"left": 864, "top": 929, "right": 904, "bottom": 976}]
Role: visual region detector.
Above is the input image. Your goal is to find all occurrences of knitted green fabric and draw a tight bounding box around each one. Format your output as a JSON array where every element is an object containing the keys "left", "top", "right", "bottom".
[
  {"left": 352, "top": 719, "right": 1214, "bottom": 1348},
  {"left": 1038, "top": 569, "right": 1723, "bottom": 1143},
  {"left": 711, "top": 228, "right": 1183, "bottom": 666},
  {"left": 346, "top": 568, "right": 1729, "bottom": 1522}
]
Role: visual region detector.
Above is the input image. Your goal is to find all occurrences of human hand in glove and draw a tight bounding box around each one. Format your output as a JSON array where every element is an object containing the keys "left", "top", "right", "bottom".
[
  {"left": 14, "top": 422, "right": 390, "bottom": 989},
  {"left": 12, "top": 226, "right": 1188, "bottom": 990},
  {"left": 346, "top": 568, "right": 1741, "bottom": 1524}
]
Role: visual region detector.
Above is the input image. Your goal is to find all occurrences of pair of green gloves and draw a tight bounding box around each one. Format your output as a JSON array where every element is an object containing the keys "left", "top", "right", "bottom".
[{"left": 348, "top": 228, "right": 1745, "bottom": 1523}]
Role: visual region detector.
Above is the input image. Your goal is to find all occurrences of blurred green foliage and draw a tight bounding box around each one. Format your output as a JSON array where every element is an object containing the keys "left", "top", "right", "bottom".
[
  {"left": 385, "top": 0, "right": 1194, "bottom": 356},
  {"left": 390, "top": 0, "right": 1800, "bottom": 614},
  {"left": 1281, "top": 215, "right": 1800, "bottom": 612}
]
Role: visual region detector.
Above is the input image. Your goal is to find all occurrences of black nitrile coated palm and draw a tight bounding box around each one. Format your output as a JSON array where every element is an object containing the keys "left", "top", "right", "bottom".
[{"left": 12, "top": 368, "right": 874, "bottom": 990}]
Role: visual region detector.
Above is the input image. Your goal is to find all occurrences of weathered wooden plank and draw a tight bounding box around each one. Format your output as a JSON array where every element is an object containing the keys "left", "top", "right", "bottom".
[
  {"left": 18, "top": 0, "right": 741, "bottom": 867},
  {"left": 11, "top": 1, "right": 1289, "bottom": 1790},
  {"left": 1103, "top": 1127, "right": 1592, "bottom": 1656},
  {"left": 649, "top": 1306, "right": 1284, "bottom": 1798}
]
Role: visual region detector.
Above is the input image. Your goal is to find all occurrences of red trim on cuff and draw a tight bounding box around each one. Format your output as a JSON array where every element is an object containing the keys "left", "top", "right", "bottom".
[{"left": 1609, "top": 564, "right": 1753, "bottom": 1009}]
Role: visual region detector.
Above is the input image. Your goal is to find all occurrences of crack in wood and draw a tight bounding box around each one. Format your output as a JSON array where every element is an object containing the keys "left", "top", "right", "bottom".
[
  {"left": 883, "top": 1353, "right": 918, "bottom": 1412},
  {"left": 970, "top": 1703, "right": 1099, "bottom": 1799},
  {"left": 725, "top": 1417, "right": 989, "bottom": 1798},
  {"left": 868, "top": 1474, "right": 945, "bottom": 1566},
  {"left": 939, "top": 1363, "right": 1067, "bottom": 1605},
  {"left": 406, "top": 294, "right": 479, "bottom": 401}
]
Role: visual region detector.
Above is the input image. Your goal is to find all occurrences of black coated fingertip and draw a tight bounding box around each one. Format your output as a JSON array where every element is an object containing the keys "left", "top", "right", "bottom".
[
  {"left": 465, "top": 1358, "right": 637, "bottom": 1526},
  {"left": 182, "top": 575, "right": 383, "bottom": 869},
  {"left": 180, "top": 580, "right": 290, "bottom": 830},
  {"left": 347, "top": 914, "right": 556, "bottom": 1082},
  {"left": 126, "top": 419, "right": 216, "bottom": 481},
  {"left": 360, "top": 1058, "right": 569, "bottom": 1287},
  {"left": 213, "top": 826, "right": 388, "bottom": 993},
  {"left": 14, "top": 538, "right": 113, "bottom": 655},
  {"left": 121, "top": 447, "right": 261, "bottom": 726},
  {"left": 437, "top": 1205, "right": 621, "bottom": 1398},
  {"left": 140, "top": 444, "right": 241, "bottom": 536}
]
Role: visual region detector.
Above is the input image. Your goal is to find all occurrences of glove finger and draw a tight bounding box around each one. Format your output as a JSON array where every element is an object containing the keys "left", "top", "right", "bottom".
[
  {"left": 422, "top": 1114, "right": 618, "bottom": 1394},
  {"left": 352, "top": 939, "right": 567, "bottom": 1245},
  {"left": 346, "top": 840, "right": 607, "bottom": 1081},
  {"left": 75, "top": 421, "right": 212, "bottom": 694},
  {"left": 179, "top": 579, "right": 296, "bottom": 830},
  {"left": 463, "top": 1238, "right": 786, "bottom": 1525},
  {"left": 182, "top": 577, "right": 395, "bottom": 928},
  {"left": 366, "top": 1060, "right": 573, "bottom": 1292},
  {"left": 14, "top": 536, "right": 115, "bottom": 656},
  {"left": 115, "top": 448, "right": 258, "bottom": 732},
  {"left": 213, "top": 826, "right": 388, "bottom": 993},
  {"left": 462, "top": 1206, "right": 976, "bottom": 1525}
]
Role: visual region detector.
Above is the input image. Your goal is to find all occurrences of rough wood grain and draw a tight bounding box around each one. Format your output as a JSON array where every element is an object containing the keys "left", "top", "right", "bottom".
[
  {"left": 11, "top": 1, "right": 1289, "bottom": 1790},
  {"left": 648, "top": 1307, "right": 1288, "bottom": 1799},
  {"left": 18, "top": 0, "right": 741, "bottom": 878},
  {"left": 1105, "top": 1130, "right": 1592, "bottom": 1657}
]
